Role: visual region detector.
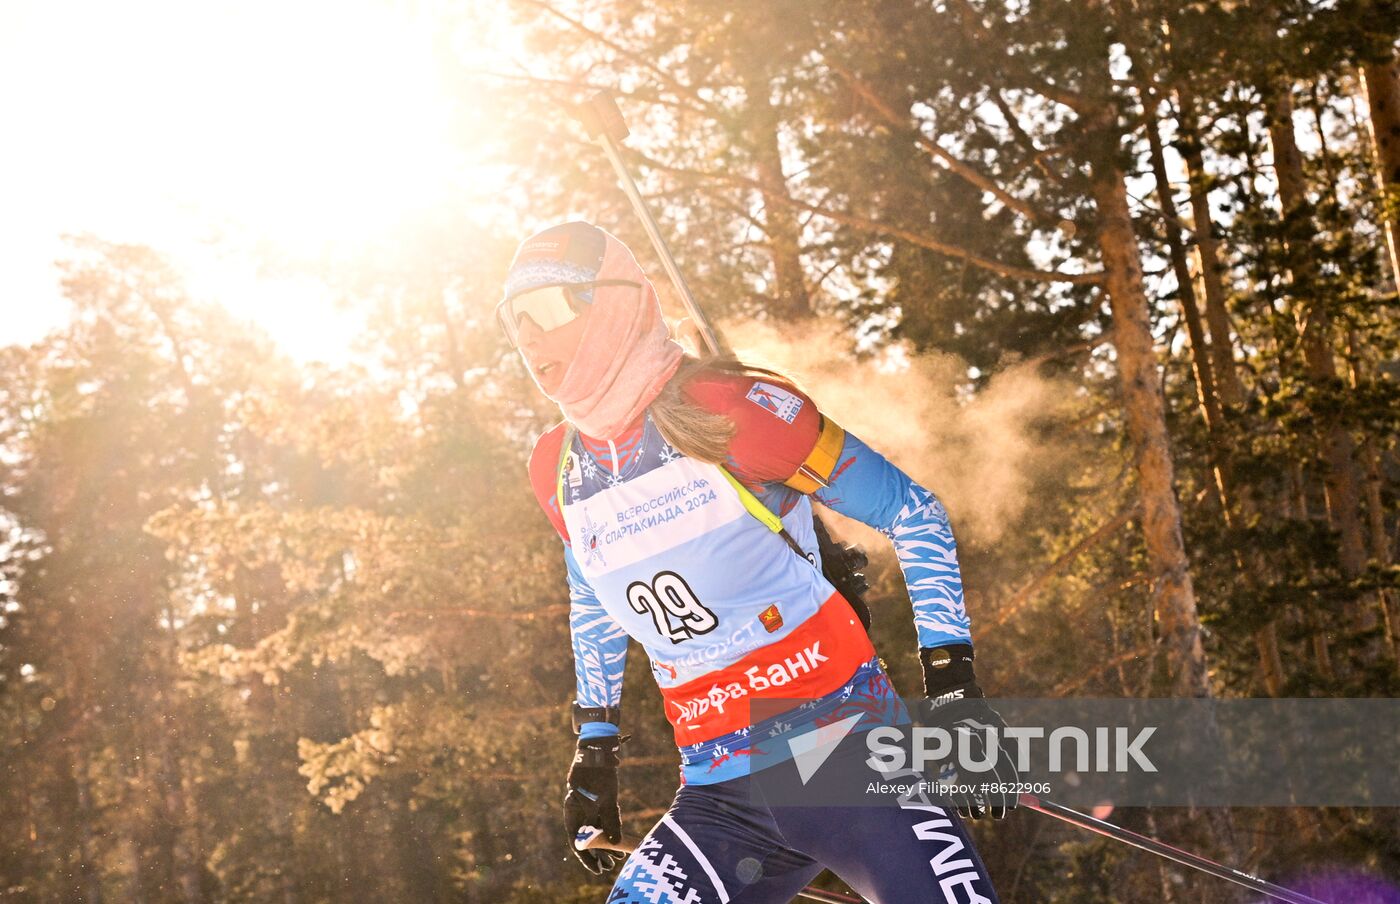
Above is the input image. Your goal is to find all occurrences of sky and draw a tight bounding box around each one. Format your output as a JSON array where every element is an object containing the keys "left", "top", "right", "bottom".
[
  {"left": 0, "top": 0, "right": 512, "bottom": 363},
  {"left": 0, "top": 1, "right": 1305, "bottom": 369}
]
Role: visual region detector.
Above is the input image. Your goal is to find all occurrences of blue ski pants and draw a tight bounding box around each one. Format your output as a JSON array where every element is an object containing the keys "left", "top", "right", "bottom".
[{"left": 606, "top": 759, "right": 999, "bottom": 903}]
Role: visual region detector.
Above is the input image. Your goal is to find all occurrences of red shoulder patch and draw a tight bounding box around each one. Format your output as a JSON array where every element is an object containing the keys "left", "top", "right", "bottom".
[
  {"left": 681, "top": 369, "right": 822, "bottom": 486},
  {"left": 527, "top": 421, "right": 571, "bottom": 542}
]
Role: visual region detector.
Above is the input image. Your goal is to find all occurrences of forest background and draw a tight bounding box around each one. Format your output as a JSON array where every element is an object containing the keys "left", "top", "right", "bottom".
[{"left": 3, "top": 1, "right": 1400, "bottom": 902}]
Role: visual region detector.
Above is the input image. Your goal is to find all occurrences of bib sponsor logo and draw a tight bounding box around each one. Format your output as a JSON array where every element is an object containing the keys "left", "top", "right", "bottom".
[
  {"left": 745, "top": 381, "right": 804, "bottom": 424},
  {"left": 660, "top": 593, "right": 875, "bottom": 745},
  {"left": 671, "top": 643, "right": 830, "bottom": 725},
  {"left": 650, "top": 621, "right": 761, "bottom": 685}
]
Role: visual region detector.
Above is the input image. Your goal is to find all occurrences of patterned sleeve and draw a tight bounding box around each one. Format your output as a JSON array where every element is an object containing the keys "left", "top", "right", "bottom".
[
  {"left": 682, "top": 371, "right": 972, "bottom": 647},
  {"left": 813, "top": 432, "right": 972, "bottom": 648},
  {"left": 565, "top": 544, "right": 629, "bottom": 736}
]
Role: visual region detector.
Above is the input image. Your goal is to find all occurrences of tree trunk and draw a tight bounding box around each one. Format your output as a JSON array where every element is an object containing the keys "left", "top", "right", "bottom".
[
  {"left": 149, "top": 606, "right": 204, "bottom": 904},
  {"left": 1143, "top": 809, "right": 1182, "bottom": 904},
  {"left": 1168, "top": 87, "right": 1294, "bottom": 694},
  {"left": 65, "top": 742, "right": 105, "bottom": 904},
  {"left": 1264, "top": 87, "right": 1369, "bottom": 589},
  {"left": 1255, "top": 628, "right": 1285, "bottom": 696},
  {"left": 1142, "top": 88, "right": 1228, "bottom": 505},
  {"left": 744, "top": 72, "right": 813, "bottom": 319},
  {"left": 1090, "top": 152, "right": 1209, "bottom": 698},
  {"left": 1365, "top": 433, "right": 1400, "bottom": 661},
  {"left": 1347, "top": 329, "right": 1399, "bottom": 661},
  {"left": 159, "top": 736, "right": 203, "bottom": 904},
  {"left": 435, "top": 288, "right": 469, "bottom": 392},
  {"left": 1360, "top": 58, "right": 1400, "bottom": 292},
  {"left": 1176, "top": 86, "right": 1249, "bottom": 409},
  {"left": 392, "top": 791, "right": 452, "bottom": 904},
  {"left": 14, "top": 687, "right": 40, "bottom": 882},
  {"left": 122, "top": 832, "right": 148, "bottom": 904}
]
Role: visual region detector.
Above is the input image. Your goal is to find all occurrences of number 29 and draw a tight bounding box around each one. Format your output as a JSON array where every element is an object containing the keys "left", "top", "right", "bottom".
[{"left": 626, "top": 571, "right": 717, "bottom": 644}]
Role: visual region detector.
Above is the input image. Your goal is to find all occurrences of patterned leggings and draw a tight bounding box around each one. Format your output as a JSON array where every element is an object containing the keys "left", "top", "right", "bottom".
[{"left": 606, "top": 761, "right": 998, "bottom": 904}]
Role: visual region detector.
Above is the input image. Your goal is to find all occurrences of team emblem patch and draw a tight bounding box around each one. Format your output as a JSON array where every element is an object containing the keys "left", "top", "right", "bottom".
[
  {"left": 758, "top": 604, "right": 784, "bottom": 633},
  {"left": 579, "top": 510, "right": 606, "bottom": 567},
  {"left": 746, "top": 381, "right": 804, "bottom": 423}
]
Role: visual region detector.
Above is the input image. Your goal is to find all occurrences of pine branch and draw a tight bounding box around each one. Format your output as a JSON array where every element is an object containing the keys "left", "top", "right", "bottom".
[
  {"left": 945, "top": 0, "right": 1087, "bottom": 113},
  {"left": 515, "top": 0, "right": 717, "bottom": 115},
  {"left": 614, "top": 145, "right": 1102, "bottom": 285},
  {"left": 991, "top": 89, "right": 1043, "bottom": 160},
  {"left": 1053, "top": 643, "right": 1153, "bottom": 694},
  {"left": 991, "top": 89, "right": 1069, "bottom": 185},
  {"left": 1017, "top": 336, "right": 1113, "bottom": 367},
  {"left": 465, "top": 68, "right": 710, "bottom": 118},
  {"left": 988, "top": 501, "right": 1140, "bottom": 628},
  {"left": 808, "top": 257, "right": 845, "bottom": 295},
  {"left": 834, "top": 66, "right": 1058, "bottom": 225}
]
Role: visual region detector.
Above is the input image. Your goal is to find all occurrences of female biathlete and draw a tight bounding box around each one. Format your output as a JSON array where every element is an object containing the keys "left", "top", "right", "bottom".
[{"left": 502, "top": 221, "right": 1016, "bottom": 904}]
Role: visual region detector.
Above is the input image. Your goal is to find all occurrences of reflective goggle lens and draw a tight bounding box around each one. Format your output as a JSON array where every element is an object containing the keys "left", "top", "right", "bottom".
[
  {"left": 497, "top": 285, "right": 584, "bottom": 345},
  {"left": 496, "top": 279, "right": 641, "bottom": 346}
]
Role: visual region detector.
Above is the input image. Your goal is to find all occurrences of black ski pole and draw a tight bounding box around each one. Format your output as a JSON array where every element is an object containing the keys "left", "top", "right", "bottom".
[
  {"left": 1021, "top": 796, "right": 1329, "bottom": 904},
  {"left": 572, "top": 90, "right": 727, "bottom": 357}
]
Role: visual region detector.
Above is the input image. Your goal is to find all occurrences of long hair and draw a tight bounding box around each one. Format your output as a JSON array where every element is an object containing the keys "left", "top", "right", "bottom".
[{"left": 648, "top": 352, "right": 805, "bottom": 464}]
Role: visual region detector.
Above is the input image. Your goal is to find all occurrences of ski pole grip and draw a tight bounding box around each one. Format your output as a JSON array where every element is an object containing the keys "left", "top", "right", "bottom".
[
  {"left": 575, "top": 91, "right": 630, "bottom": 143},
  {"left": 576, "top": 826, "right": 638, "bottom": 853}
]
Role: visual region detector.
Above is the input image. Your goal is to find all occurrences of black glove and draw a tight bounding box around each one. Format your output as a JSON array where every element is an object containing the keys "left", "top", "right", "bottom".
[
  {"left": 564, "top": 735, "right": 624, "bottom": 873},
  {"left": 917, "top": 644, "right": 1020, "bottom": 820}
]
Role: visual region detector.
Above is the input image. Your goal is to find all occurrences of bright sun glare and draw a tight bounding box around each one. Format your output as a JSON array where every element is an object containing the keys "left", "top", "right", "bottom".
[{"left": 2, "top": 0, "right": 506, "bottom": 359}]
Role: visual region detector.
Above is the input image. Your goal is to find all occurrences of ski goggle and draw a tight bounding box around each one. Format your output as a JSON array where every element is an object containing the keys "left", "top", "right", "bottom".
[{"left": 495, "top": 279, "right": 641, "bottom": 347}]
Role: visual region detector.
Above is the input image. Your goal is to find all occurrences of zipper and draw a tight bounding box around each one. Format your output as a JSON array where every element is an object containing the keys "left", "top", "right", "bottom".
[{"left": 607, "top": 439, "right": 620, "bottom": 476}]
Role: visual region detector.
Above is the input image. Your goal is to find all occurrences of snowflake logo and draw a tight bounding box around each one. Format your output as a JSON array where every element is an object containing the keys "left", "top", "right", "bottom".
[
  {"left": 580, "top": 454, "right": 599, "bottom": 481},
  {"left": 658, "top": 443, "right": 681, "bottom": 464}
]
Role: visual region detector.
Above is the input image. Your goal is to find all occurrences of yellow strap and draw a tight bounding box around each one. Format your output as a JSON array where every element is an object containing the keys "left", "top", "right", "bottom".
[
  {"left": 718, "top": 467, "right": 785, "bottom": 533},
  {"left": 783, "top": 416, "right": 847, "bottom": 494},
  {"left": 555, "top": 425, "right": 576, "bottom": 516},
  {"left": 555, "top": 424, "right": 801, "bottom": 541}
]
